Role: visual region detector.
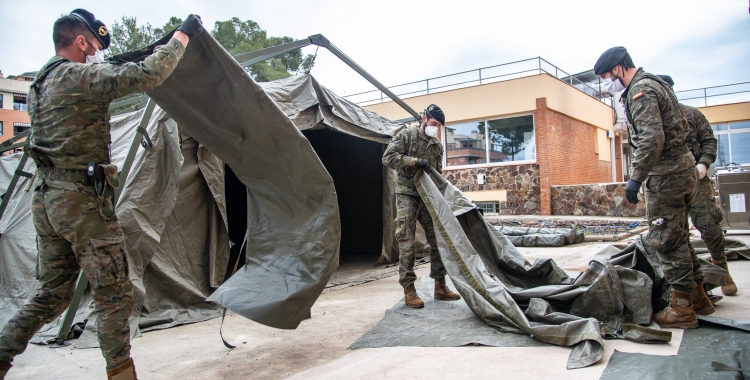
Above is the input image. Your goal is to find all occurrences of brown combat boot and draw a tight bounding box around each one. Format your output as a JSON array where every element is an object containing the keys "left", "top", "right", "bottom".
[
  {"left": 712, "top": 258, "right": 738, "bottom": 296},
  {"left": 434, "top": 277, "right": 461, "bottom": 301},
  {"left": 692, "top": 281, "right": 716, "bottom": 316},
  {"left": 404, "top": 284, "right": 424, "bottom": 308},
  {"left": 653, "top": 289, "right": 699, "bottom": 329},
  {"left": 107, "top": 358, "right": 137, "bottom": 380},
  {"left": 0, "top": 361, "right": 11, "bottom": 380}
]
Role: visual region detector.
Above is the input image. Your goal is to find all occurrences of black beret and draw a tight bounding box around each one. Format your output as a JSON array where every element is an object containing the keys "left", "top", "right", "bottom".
[
  {"left": 70, "top": 9, "right": 110, "bottom": 49},
  {"left": 593, "top": 46, "right": 627, "bottom": 75},
  {"left": 424, "top": 104, "right": 445, "bottom": 126},
  {"left": 657, "top": 75, "right": 674, "bottom": 87}
]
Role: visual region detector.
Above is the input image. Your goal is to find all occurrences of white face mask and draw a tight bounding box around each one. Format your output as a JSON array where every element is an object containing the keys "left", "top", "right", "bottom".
[
  {"left": 602, "top": 77, "right": 625, "bottom": 93},
  {"left": 425, "top": 125, "right": 439, "bottom": 137},
  {"left": 86, "top": 49, "right": 105, "bottom": 64}
]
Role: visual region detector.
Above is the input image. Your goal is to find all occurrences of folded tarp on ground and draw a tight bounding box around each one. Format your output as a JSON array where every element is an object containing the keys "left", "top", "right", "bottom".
[
  {"left": 413, "top": 168, "right": 733, "bottom": 369},
  {"left": 497, "top": 226, "right": 585, "bottom": 246},
  {"left": 115, "top": 31, "right": 341, "bottom": 329}
]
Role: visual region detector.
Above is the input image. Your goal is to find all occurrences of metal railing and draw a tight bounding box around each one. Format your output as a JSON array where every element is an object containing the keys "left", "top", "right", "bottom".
[
  {"left": 343, "top": 57, "right": 606, "bottom": 106},
  {"left": 675, "top": 82, "right": 750, "bottom": 107}
]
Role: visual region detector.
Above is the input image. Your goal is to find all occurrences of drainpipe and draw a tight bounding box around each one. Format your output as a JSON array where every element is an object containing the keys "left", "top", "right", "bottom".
[{"left": 610, "top": 132, "right": 616, "bottom": 182}]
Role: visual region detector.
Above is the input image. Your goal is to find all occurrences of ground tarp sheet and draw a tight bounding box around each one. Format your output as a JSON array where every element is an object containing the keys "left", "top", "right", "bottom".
[
  {"left": 118, "top": 31, "right": 341, "bottom": 329},
  {"left": 413, "top": 168, "right": 694, "bottom": 369},
  {"left": 349, "top": 276, "right": 546, "bottom": 349},
  {"left": 601, "top": 319, "right": 750, "bottom": 379}
]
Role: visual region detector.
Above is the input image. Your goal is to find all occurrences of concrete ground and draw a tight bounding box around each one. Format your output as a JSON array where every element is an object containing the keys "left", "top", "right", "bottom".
[{"left": 6, "top": 232, "right": 750, "bottom": 380}]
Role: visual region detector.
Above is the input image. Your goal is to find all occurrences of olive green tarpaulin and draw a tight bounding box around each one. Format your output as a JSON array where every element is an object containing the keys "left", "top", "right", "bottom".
[
  {"left": 135, "top": 32, "right": 341, "bottom": 329},
  {"left": 414, "top": 168, "right": 679, "bottom": 369}
]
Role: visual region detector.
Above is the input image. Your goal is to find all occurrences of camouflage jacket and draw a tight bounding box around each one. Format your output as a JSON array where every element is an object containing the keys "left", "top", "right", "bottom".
[
  {"left": 382, "top": 125, "right": 443, "bottom": 196},
  {"left": 680, "top": 103, "right": 717, "bottom": 168},
  {"left": 27, "top": 39, "right": 185, "bottom": 170},
  {"left": 623, "top": 68, "right": 694, "bottom": 182}
]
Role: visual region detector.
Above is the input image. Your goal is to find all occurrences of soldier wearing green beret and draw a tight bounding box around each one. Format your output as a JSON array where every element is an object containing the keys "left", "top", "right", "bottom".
[
  {"left": 658, "top": 74, "right": 738, "bottom": 297},
  {"left": 383, "top": 104, "right": 461, "bottom": 309},
  {"left": 594, "top": 47, "right": 712, "bottom": 329},
  {"left": 0, "top": 9, "right": 203, "bottom": 380}
]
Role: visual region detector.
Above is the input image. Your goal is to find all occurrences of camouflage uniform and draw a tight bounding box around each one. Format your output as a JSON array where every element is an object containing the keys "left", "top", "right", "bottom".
[
  {"left": 681, "top": 104, "right": 725, "bottom": 262},
  {"left": 623, "top": 69, "right": 701, "bottom": 293},
  {"left": 383, "top": 125, "right": 445, "bottom": 288},
  {"left": 0, "top": 39, "right": 185, "bottom": 370}
]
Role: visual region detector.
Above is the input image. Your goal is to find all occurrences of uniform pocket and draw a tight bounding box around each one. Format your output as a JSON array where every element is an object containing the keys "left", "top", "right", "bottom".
[
  {"left": 86, "top": 233, "right": 128, "bottom": 289},
  {"left": 647, "top": 214, "right": 677, "bottom": 253}
]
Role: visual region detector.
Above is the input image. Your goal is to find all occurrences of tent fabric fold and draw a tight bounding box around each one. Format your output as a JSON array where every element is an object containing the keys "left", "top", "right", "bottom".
[{"left": 138, "top": 32, "right": 341, "bottom": 330}]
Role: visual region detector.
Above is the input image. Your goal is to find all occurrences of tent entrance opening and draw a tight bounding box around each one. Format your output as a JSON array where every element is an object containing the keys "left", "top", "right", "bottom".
[{"left": 303, "top": 129, "right": 383, "bottom": 264}]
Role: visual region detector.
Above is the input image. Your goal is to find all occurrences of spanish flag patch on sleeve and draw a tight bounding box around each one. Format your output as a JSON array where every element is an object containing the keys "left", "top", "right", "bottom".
[{"left": 633, "top": 91, "right": 643, "bottom": 100}]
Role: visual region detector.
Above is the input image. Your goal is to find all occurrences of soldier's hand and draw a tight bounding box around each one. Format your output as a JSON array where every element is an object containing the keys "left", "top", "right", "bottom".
[
  {"left": 177, "top": 14, "right": 203, "bottom": 40},
  {"left": 625, "top": 179, "right": 642, "bottom": 204},
  {"left": 696, "top": 163, "right": 707, "bottom": 179},
  {"left": 415, "top": 158, "right": 430, "bottom": 172}
]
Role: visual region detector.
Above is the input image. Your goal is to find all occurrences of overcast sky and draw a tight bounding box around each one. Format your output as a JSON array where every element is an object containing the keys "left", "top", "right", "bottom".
[{"left": 1, "top": 0, "right": 748, "bottom": 96}]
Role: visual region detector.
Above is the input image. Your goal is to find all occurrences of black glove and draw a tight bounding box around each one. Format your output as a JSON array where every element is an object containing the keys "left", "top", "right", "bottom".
[
  {"left": 625, "top": 179, "right": 642, "bottom": 204},
  {"left": 177, "top": 14, "right": 203, "bottom": 39},
  {"left": 415, "top": 158, "right": 430, "bottom": 172}
]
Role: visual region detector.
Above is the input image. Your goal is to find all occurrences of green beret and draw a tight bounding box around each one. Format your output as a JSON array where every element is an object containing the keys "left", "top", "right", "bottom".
[
  {"left": 594, "top": 46, "right": 627, "bottom": 75},
  {"left": 657, "top": 75, "right": 674, "bottom": 87},
  {"left": 70, "top": 9, "right": 110, "bottom": 49}
]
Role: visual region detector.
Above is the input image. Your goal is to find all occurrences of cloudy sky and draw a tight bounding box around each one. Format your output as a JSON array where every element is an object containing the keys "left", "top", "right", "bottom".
[{"left": 1, "top": 0, "right": 748, "bottom": 97}]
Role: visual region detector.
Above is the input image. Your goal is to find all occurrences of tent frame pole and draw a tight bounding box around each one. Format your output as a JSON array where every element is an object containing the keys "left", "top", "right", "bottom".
[{"left": 54, "top": 98, "right": 156, "bottom": 345}]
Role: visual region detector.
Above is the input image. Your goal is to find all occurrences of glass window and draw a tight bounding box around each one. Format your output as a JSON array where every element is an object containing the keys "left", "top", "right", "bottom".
[
  {"left": 444, "top": 120, "right": 487, "bottom": 167},
  {"left": 0, "top": 94, "right": 3, "bottom": 109},
  {"left": 13, "top": 96, "right": 27, "bottom": 111},
  {"left": 476, "top": 201, "right": 500, "bottom": 214},
  {"left": 712, "top": 134, "right": 730, "bottom": 169},
  {"left": 711, "top": 123, "right": 728, "bottom": 132},
  {"left": 730, "top": 132, "right": 750, "bottom": 164},
  {"left": 486, "top": 115, "right": 535, "bottom": 162},
  {"left": 444, "top": 115, "right": 536, "bottom": 167},
  {"left": 13, "top": 124, "right": 29, "bottom": 136},
  {"left": 0, "top": 121, "right": 3, "bottom": 135},
  {"left": 730, "top": 120, "right": 750, "bottom": 130}
]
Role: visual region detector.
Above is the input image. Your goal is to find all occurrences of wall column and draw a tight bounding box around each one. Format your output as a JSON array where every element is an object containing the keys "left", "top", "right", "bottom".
[{"left": 535, "top": 98, "right": 552, "bottom": 215}]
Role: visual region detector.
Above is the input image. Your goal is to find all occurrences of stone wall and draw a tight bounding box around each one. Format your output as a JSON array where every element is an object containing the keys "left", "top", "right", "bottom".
[
  {"left": 442, "top": 164, "right": 541, "bottom": 215},
  {"left": 551, "top": 182, "right": 646, "bottom": 217}
]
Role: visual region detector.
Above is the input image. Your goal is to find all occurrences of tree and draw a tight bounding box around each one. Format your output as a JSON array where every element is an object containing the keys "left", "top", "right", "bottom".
[
  {"left": 210, "top": 17, "right": 315, "bottom": 82},
  {"left": 107, "top": 15, "right": 314, "bottom": 82},
  {"left": 107, "top": 16, "right": 183, "bottom": 57}
]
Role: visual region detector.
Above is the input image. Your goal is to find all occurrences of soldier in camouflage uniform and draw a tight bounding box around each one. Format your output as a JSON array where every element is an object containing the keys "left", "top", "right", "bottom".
[
  {"left": 382, "top": 104, "right": 461, "bottom": 308},
  {"left": 0, "top": 10, "right": 202, "bottom": 380},
  {"left": 658, "top": 75, "right": 737, "bottom": 296},
  {"left": 594, "top": 47, "right": 713, "bottom": 329}
]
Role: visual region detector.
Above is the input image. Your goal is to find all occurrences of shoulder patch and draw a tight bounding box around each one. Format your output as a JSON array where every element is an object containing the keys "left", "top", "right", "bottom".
[{"left": 633, "top": 92, "right": 643, "bottom": 100}]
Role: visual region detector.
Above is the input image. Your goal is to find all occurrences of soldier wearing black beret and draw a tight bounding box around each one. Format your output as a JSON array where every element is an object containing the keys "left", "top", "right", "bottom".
[
  {"left": 0, "top": 8, "right": 205, "bottom": 380},
  {"left": 594, "top": 47, "right": 711, "bottom": 329}
]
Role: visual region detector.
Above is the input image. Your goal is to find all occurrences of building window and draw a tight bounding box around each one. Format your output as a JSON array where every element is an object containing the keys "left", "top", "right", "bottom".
[
  {"left": 0, "top": 94, "right": 3, "bottom": 109},
  {"left": 444, "top": 114, "right": 535, "bottom": 168},
  {"left": 712, "top": 120, "right": 750, "bottom": 169},
  {"left": 476, "top": 201, "right": 500, "bottom": 215},
  {"left": 13, "top": 122, "right": 30, "bottom": 136},
  {"left": 13, "top": 94, "right": 27, "bottom": 111},
  {"left": 0, "top": 121, "right": 3, "bottom": 135}
]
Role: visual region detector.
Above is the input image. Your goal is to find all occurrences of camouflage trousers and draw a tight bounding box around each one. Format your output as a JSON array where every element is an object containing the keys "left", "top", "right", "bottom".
[
  {"left": 645, "top": 167, "right": 702, "bottom": 293},
  {"left": 689, "top": 176, "right": 726, "bottom": 262},
  {"left": 0, "top": 181, "right": 133, "bottom": 370},
  {"left": 395, "top": 193, "right": 447, "bottom": 288}
]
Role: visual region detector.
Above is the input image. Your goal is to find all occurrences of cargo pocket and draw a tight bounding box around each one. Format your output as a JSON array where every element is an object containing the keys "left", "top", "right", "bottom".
[
  {"left": 647, "top": 214, "right": 675, "bottom": 254},
  {"left": 395, "top": 216, "right": 407, "bottom": 240},
  {"left": 87, "top": 233, "right": 128, "bottom": 289}
]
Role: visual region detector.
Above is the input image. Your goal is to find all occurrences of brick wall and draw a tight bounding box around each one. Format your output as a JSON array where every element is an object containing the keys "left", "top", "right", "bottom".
[
  {"left": 443, "top": 164, "right": 541, "bottom": 214},
  {"left": 535, "top": 98, "right": 615, "bottom": 214},
  {"left": 551, "top": 182, "right": 646, "bottom": 217}
]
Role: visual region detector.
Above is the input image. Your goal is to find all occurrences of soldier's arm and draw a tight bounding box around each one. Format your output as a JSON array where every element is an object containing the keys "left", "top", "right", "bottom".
[
  {"left": 694, "top": 109, "right": 717, "bottom": 168},
  {"left": 80, "top": 38, "right": 186, "bottom": 100},
  {"left": 382, "top": 130, "right": 417, "bottom": 169},
  {"left": 628, "top": 86, "right": 665, "bottom": 182}
]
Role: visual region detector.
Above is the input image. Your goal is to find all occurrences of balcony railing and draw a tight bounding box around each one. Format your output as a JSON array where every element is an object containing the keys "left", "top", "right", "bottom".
[
  {"left": 675, "top": 82, "right": 750, "bottom": 107},
  {"left": 343, "top": 57, "right": 605, "bottom": 106}
]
